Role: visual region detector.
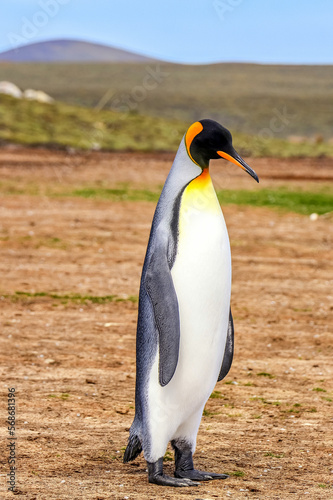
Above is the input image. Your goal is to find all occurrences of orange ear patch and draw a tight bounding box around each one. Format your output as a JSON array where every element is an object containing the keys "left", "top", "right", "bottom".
[{"left": 185, "top": 121, "right": 203, "bottom": 165}]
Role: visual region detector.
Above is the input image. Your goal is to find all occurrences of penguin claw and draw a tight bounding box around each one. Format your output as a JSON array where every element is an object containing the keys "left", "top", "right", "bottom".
[
  {"left": 147, "top": 458, "right": 199, "bottom": 487},
  {"left": 175, "top": 469, "right": 229, "bottom": 481},
  {"left": 207, "top": 471, "right": 229, "bottom": 480},
  {"left": 149, "top": 473, "right": 199, "bottom": 487}
]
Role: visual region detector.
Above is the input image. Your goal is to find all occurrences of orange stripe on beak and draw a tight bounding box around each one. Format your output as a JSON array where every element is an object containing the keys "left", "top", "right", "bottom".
[{"left": 217, "top": 150, "right": 247, "bottom": 172}]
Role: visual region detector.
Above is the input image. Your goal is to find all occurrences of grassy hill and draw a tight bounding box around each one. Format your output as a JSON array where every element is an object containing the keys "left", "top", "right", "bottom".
[
  {"left": 0, "top": 94, "right": 184, "bottom": 151},
  {"left": 1, "top": 94, "right": 333, "bottom": 156},
  {"left": 0, "top": 62, "right": 333, "bottom": 140}
]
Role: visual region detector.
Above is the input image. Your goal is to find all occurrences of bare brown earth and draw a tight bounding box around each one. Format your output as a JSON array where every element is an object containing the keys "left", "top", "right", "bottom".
[{"left": 0, "top": 148, "right": 332, "bottom": 500}]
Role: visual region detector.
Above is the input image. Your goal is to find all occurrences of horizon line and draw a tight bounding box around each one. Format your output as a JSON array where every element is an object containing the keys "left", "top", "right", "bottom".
[{"left": 0, "top": 37, "right": 333, "bottom": 66}]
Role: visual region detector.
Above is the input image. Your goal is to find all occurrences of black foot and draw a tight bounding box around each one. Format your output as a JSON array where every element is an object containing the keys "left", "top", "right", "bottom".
[
  {"left": 175, "top": 468, "right": 229, "bottom": 481},
  {"left": 172, "top": 438, "right": 228, "bottom": 482},
  {"left": 147, "top": 457, "right": 199, "bottom": 487}
]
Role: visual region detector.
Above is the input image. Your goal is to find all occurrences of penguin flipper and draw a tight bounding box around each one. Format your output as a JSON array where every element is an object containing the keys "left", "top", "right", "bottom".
[
  {"left": 145, "top": 226, "right": 180, "bottom": 387},
  {"left": 123, "top": 432, "right": 142, "bottom": 462},
  {"left": 218, "top": 309, "right": 234, "bottom": 381}
]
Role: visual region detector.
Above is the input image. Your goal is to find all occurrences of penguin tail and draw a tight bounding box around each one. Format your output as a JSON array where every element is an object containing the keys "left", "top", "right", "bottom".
[{"left": 123, "top": 432, "right": 142, "bottom": 463}]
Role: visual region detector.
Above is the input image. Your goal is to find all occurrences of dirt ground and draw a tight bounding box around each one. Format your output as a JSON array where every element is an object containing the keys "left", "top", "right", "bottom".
[{"left": 0, "top": 148, "right": 332, "bottom": 500}]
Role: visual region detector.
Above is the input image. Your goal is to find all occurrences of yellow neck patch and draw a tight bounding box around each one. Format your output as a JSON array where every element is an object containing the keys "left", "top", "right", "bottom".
[
  {"left": 185, "top": 121, "right": 203, "bottom": 166},
  {"left": 180, "top": 168, "right": 221, "bottom": 218},
  {"left": 186, "top": 167, "right": 211, "bottom": 192}
]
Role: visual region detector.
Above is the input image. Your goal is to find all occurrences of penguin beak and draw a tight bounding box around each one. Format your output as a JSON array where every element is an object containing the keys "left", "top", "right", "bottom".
[{"left": 217, "top": 150, "right": 259, "bottom": 183}]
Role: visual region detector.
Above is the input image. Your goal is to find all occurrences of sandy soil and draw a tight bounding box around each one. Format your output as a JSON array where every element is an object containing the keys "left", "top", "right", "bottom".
[{"left": 0, "top": 148, "right": 332, "bottom": 499}]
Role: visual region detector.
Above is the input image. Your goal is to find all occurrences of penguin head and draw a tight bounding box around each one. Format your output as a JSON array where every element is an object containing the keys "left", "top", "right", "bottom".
[{"left": 185, "top": 119, "right": 259, "bottom": 183}]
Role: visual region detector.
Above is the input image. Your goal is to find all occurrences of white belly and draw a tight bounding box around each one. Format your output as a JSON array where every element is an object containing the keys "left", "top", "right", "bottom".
[
  {"left": 170, "top": 183, "right": 231, "bottom": 406},
  {"left": 146, "top": 171, "right": 231, "bottom": 461}
]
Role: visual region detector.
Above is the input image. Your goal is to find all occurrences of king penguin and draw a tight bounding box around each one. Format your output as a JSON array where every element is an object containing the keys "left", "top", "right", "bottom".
[{"left": 123, "top": 119, "right": 259, "bottom": 487}]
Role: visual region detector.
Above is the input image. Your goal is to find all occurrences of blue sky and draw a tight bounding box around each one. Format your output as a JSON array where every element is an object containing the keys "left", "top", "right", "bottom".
[{"left": 1, "top": 0, "right": 332, "bottom": 64}]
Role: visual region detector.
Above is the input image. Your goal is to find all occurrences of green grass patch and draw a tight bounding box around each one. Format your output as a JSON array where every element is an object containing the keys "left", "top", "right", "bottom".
[
  {"left": 210, "top": 390, "right": 223, "bottom": 399},
  {"left": 3, "top": 291, "right": 138, "bottom": 304},
  {"left": 48, "top": 393, "right": 70, "bottom": 400},
  {"left": 0, "top": 177, "right": 332, "bottom": 217},
  {"left": 312, "top": 387, "right": 327, "bottom": 392},
  {"left": 217, "top": 189, "right": 333, "bottom": 215},
  {"left": 257, "top": 372, "right": 275, "bottom": 379},
  {"left": 65, "top": 186, "right": 333, "bottom": 216},
  {"left": 0, "top": 180, "right": 41, "bottom": 196},
  {"left": 230, "top": 470, "right": 245, "bottom": 477},
  {"left": 39, "top": 237, "right": 67, "bottom": 249},
  {"left": 163, "top": 451, "right": 173, "bottom": 462},
  {"left": 70, "top": 186, "right": 160, "bottom": 202},
  {"left": 264, "top": 452, "right": 284, "bottom": 458},
  {"left": 202, "top": 409, "right": 221, "bottom": 417}
]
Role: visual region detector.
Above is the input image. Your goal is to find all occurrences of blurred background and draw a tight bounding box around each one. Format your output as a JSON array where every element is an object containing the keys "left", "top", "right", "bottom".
[{"left": 0, "top": 0, "right": 333, "bottom": 156}]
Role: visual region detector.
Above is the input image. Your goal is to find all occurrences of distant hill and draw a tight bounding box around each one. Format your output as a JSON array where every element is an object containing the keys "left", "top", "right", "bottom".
[{"left": 0, "top": 39, "right": 153, "bottom": 63}]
